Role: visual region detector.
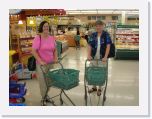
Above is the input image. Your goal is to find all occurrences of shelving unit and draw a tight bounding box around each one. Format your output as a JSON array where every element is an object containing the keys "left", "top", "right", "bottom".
[
  {"left": 115, "top": 25, "right": 139, "bottom": 59},
  {"left": 18, "top": 37, "right": 34, "bottom": 65}
]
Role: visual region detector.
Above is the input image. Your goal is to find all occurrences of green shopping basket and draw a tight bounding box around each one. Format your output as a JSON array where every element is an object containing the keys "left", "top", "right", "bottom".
[
  {"left": 46, "top": 69, "right": 79, "bottom": 90},
  {"left": 85, "top": 60, "right": 108, "bottom": 86}
]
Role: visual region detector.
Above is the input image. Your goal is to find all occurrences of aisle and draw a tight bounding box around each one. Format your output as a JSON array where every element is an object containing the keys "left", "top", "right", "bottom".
[{"left": 21, "top": 47, "right": 139, "bottom": 106}]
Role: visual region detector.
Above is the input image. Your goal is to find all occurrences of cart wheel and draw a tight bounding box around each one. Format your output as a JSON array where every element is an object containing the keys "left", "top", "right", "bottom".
[
  {"left": 84, "top": 95, "right": 88, "bottom": 100},
  {"left": 46, "top": 99, "right": 56, "bottom": 106},
  {"left": 84, "top": 94, "right": 88, "bottom": 106},
  {"left": 41, "top": 100, "right": 47, "bottom": 106},
  {"left": 52, "top": 101, "right": 56, "bottom": 106}
]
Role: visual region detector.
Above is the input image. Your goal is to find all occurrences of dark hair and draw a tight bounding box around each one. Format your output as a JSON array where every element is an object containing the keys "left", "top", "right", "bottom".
[
  {"left": 76, "top": 28, "right": 80, "bottom": 35},
  {"left": 77, "top": 30, "right": 80, "bottom": 35},
  {"left": 38, "top": 21, "right": 51, "bottom": 33},
  {"left": 95, "top": 20, "right": 105, "bottom": 26}
]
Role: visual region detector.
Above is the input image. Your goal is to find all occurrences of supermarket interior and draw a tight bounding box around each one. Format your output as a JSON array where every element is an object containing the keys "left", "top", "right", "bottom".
[{"left": 9, "top": 9, "right": 139, "bottom": 106}]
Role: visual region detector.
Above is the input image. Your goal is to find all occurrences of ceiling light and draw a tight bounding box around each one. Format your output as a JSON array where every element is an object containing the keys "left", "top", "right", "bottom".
[{"left": 18, "top": 20, "right": 23, "bottom": 24}]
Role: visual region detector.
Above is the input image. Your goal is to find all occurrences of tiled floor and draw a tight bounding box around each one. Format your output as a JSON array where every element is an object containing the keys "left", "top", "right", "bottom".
[{"left": 20, "top": 47, "right": 139, "bottom": 106}]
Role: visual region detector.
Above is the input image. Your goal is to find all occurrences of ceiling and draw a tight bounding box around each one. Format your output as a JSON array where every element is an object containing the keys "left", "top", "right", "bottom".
[{"left": 66, "top": 9, "right": 139, "bottom": 15}]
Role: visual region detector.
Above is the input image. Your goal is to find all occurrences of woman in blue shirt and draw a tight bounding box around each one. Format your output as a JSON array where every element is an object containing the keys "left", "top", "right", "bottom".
[{"left": 87, "top": 20, "right": 112, "bottom": 96}]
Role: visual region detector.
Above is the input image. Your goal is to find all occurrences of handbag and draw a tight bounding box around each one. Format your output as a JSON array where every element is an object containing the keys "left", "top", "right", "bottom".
[
  {"left": 27, "top": 35, "right": 41, "bottom": 71},
  {"left": 102, "top": 43, "right": 115, "bottom": 58},
  {"left": 27, "top": 56, "right": 36, "bottom": 71}
]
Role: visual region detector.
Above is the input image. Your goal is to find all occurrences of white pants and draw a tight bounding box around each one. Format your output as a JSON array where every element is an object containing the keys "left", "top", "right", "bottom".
[{"left": 36, "top": 64, "right": 53, "bottom": 99}]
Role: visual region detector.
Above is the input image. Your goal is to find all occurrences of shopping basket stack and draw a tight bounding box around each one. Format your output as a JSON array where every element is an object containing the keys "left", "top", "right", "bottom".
[{"left": 46, "top": 69, "right": 79, "bottom": 90}]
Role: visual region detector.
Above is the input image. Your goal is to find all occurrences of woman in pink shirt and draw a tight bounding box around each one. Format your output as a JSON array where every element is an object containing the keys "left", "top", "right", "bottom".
[{"left": 32, "top": 21, "right": 58, "bottom": 102}]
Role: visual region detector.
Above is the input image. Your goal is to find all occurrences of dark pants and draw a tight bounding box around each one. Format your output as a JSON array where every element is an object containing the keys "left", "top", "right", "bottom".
[{"left": 75, "top": 40, "right": 80, "bottom": 48}]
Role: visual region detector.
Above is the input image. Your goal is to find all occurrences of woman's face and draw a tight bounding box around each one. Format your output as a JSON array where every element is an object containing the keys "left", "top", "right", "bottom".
[
  {"left": 96, "top": 24, "right": 104, "bottom": 33},
  {"left": 42, "top": 23, "right": 49, "bottom": 34}
]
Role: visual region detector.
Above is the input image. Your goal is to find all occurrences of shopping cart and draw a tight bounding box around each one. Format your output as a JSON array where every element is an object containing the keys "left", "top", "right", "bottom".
[
  {"left": 40, "top": 61, "right": 80, "bottom": 106},
  {"left": 84, "top": 59, "right": 108, "bottom": 106}
]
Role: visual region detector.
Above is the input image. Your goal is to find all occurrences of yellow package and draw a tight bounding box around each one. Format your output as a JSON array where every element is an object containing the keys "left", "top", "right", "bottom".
[{"left": 80, "top": 38, "right": 87, "bottom": 47}]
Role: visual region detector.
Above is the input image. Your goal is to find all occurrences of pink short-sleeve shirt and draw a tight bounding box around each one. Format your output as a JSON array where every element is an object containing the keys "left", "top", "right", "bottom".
[{"left": 32, "top": 35, "right": 56, "bottom": 64}]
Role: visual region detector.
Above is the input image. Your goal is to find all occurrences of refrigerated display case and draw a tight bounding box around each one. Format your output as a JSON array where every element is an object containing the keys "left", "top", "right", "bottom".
[{"left": 115, "top": 25, "right": 139, "bottom": 59}]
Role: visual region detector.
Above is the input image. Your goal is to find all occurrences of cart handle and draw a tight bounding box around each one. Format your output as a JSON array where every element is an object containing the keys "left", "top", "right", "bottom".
[
  {"left": 40, "top": 61, "right": 64, "bottom": 74},
  {"left": 85, "top": 59, "right": 108, "bottom": 69},
  {"left": 85, "top": 59, "right": 101, "bottom": 67}
]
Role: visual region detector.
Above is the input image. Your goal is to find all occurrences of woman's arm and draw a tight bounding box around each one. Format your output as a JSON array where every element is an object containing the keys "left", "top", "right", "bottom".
[
  {"left": 32, "top": 48, "right": 46, "bottom": 65},
  {"left": 102, "top": 44, "right": 110, "bottom": 62}
]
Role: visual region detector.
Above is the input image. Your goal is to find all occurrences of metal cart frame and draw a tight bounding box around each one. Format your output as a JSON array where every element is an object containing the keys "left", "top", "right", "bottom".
[
  {"left": 84, "top": 59, "right": 108, "bottom": 106},
  {"left": 40, "top": 61, "right": 77, "bottom": 106}
]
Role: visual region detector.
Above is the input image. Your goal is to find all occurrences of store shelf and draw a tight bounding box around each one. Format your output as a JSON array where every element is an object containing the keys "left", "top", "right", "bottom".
[
  {"left": 16, "top": 37, "right": 34, "bottom": 65},
  {"left": 21, "top": 45, "right": 32, "bottom": 48},
  {"left": 21, "top": 52, "right": 32, "bottom": 56},
  {"left": 115, "top": 25, "right": 139, "bottom": 60},
  {"left": 116, "top": 33, "right": 139, "bottom": 35},
  {"left": 19, "top": 37, "right": 34, "bottom": 40},
  {"left": 116, "top": 25, "right": 139, "bottom": 28}
]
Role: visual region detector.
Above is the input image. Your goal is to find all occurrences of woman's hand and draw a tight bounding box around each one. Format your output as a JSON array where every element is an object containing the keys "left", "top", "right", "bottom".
[
  {"left": 87, "top": 55, "right": 92, "bottom": 60},
  {"left": 102, "top": 57, "right": 107, "bottom": 64},
  {"left": 40, "top": 60, "right": 46, "bottom": 66}
]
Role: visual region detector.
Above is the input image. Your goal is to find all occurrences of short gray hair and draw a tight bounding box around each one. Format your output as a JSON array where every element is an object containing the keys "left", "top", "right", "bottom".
[{"left": 95, "top": 20, "right": 105, "bottom": 26}]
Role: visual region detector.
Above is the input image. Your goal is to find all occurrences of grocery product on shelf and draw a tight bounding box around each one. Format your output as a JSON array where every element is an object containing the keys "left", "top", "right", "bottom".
[{"left": 19, "top": 37, "right": 34, "bottom": 56}]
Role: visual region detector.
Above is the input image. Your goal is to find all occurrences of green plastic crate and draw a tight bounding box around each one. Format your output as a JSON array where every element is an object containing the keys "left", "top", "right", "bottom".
[
  {"left": 46, "top": 69, "right": 79, "bottom": 90},
  {"left": 86, "top": 67, "right": 107, "bottom": 86}
]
